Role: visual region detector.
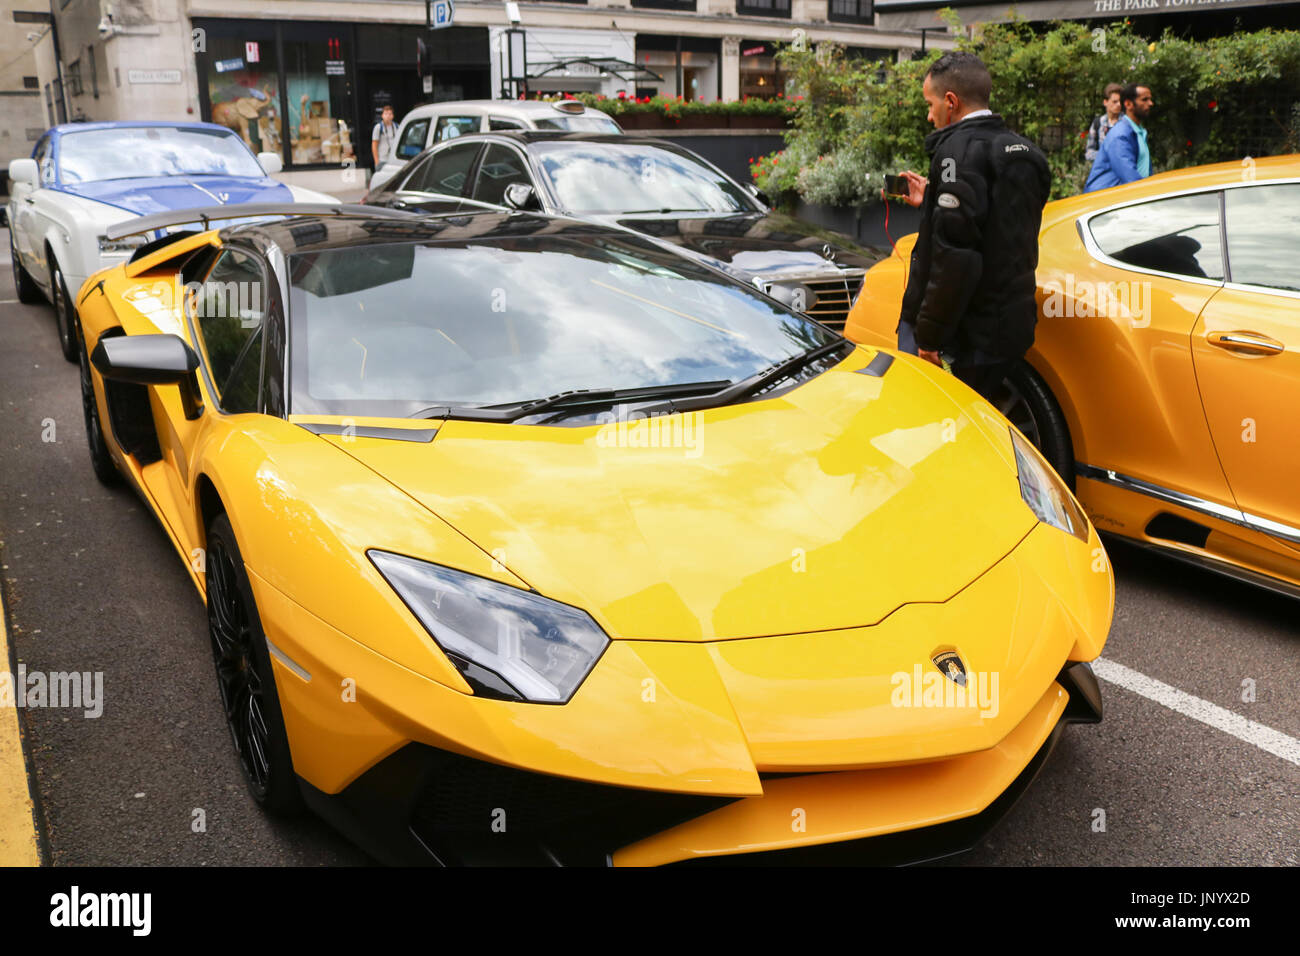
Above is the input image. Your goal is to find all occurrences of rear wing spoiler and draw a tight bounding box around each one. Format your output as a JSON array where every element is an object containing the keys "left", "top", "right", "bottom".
[{"left": 104, "top": 203, "right": 420, "bottom": 240}]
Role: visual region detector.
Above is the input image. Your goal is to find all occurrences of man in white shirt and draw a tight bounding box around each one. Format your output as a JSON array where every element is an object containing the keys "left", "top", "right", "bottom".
[{"left": 371, "top": 105, "right": 398, "bottom": 167}]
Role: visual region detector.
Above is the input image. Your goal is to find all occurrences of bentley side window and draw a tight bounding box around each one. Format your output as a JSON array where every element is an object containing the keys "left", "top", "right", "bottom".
[
  {"left": 1089, "top": 192, "right": 1224, "bottom": 281},
  {"left": 1223, "top": 183, "right": 1300, "bottom": 293}
]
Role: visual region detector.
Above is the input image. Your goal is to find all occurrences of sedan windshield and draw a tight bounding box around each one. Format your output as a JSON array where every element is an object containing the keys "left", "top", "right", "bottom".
[
  {"left": 286, "top": 231, "right": 835, "bottom": 418},
  {"left": 533, "top": 143, "right": 757, "bottom": 215},
  {"left": 58, "top": 126, "right": 266, "bottom": 184}
]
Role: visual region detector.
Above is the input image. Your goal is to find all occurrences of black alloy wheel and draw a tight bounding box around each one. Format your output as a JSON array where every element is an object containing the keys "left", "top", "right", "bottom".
[
  {"left": 205, "top": 514, "right": 302, "bottom": 814},
  {"left": 51, "top": 259, "right": 79, "bottom": 362},
  {"left": 78, "top": 329, "right": 120, "bottom": 485}
]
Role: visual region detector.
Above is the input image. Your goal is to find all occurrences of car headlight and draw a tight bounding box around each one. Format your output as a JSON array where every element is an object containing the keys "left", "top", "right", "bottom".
[
  {"left": 368, "top": 551, "right": 609, "bottom": 703},
  {"left": 97, "top": 234, "right": 146, "bottom": 255},
  {"left": 1009, "top": 428, "right": 1089, "bottom": 541}
]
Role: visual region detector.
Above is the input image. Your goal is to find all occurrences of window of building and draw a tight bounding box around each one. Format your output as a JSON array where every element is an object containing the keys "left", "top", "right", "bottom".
[
  {"left": 829, "top": 0, "right": 874, "bottom": 24},
  {"left": 737, "top": 0, "right": 791, "bottom": 17},
  {"left": 88, "top": 45, "right": 98, "bottom": 99},
  {"left": 23, "top": 76, "right": 38, "bottom": 90},
  {"left": 630, "top": 0, "right": 696, "bottom": 10},
  {"left": 66, "top": 59, "right": 82, "bottom": 97},
  {"left": 284, "top": 34, "right": 356, "bottom": 166},
  {"left": 739, "top": 41, "right": 788, "bottom": 99},
  {"left": 203, "top": 29, "right": 282, "bottom": 158}
]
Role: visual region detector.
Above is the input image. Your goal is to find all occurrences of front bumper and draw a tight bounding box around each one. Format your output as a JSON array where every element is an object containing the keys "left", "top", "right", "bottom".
[
  {"left": 299, "top": 662, "right": 1101, "bottom": 866},
  {"left": 252, "top": 517, "right": 1112, "bottom": 865}
]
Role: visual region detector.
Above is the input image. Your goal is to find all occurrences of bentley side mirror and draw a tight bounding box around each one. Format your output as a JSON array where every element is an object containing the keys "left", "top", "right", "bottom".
[{"left": 503, "top": 183, "right": 540, "bottom": 211}]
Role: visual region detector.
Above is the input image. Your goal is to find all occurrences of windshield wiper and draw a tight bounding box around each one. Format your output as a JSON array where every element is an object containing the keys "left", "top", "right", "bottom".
[
  {"left": 408, "top": 380, "right": 733, "bottom": 423},
  {"left": 618, "top": 208, "right": 712, "bottom": 215},
  {"left": 642, "top": 339, "right": 852, "bottom": 416}
]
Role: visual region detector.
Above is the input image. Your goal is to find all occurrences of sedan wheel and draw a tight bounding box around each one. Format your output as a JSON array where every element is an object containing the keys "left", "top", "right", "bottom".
[
  {"left": 206, "top": 514, "right": 302, "bottom": 815},
  {"left": 51, "top": 261, "right": 79, "bottom": 363},
  {"left": 10, "top": 234, "right": 42, "bottom": 304}
]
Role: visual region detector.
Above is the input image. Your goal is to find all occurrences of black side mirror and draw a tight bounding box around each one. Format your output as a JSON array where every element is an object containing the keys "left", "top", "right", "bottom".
[
  {"left": 91, "top": 333, "right": 205, "bottom": 419},
  {"left": 91, "top": 333, "right": 199, "bottom": 385},
  {"left": 503, "top": 182, "right": 540, "bottom": 211},
  {"left": 744, "top": 182, "right": 771, "bottom": 208}
]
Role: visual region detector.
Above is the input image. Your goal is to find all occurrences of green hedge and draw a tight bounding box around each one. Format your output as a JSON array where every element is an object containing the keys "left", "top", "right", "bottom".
[{"left": 752, "top": 15, "right": 1300, "bottom": 205}]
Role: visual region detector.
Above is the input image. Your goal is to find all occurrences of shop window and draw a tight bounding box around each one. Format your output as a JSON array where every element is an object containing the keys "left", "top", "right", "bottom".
[
  {"left": 739, "top": 44, "right": 784, "bottom": 100},
  {"left": 285, "top": 36, "right": 356, "bottom": 166},
  {"left": 205, "top": 33, "right": 282, "bottom": 158}
]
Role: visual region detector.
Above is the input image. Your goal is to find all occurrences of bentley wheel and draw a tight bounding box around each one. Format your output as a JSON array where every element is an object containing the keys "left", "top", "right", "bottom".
[
  {"left": 11, "top": 233, "right": 41, "bottom": 304},
  {"left": 206, "top": 513, "right": 303, "bottom": 815},
  {"left": 78, "top": 330, "right": 120, "bottom": 486},
  {"left": 51, "top": 260, "right": 79, "bottom": 363},
  {"left": 991, "top": 361, "right": 1075, "bottom": 489}
]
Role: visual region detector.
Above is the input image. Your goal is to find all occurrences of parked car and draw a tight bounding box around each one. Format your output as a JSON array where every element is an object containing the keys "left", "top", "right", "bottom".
[
  {"left": 363, "top": 131, "right": 882, "bottom": 332},
  {"left": 367, "top": 100, "right": 621, "bottom": 193},
  {"left": 76, "top": 203, "right": 1111, "bottom": 865},
  {"left": 845, "top": 154, "right": 1300, "bottom": 600},
  {"left": 7, "top": 121, "right": 339, "bottom": 362}
]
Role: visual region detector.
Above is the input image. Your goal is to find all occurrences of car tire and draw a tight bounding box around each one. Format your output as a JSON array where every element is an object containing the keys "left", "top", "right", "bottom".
[
  {"left": 205, "top": 513, "right": 304, "bottom": 816},
  {"left": 992, "top": 360, "right": 1075, "bottom": 489},
  {"left": 50, "top": 258, "right": 79, "bottom": 363},
  {"left": 77, "top": 329, "right": 120, "bottom": 486},
  {"left": 11, "top": 233, "right": 42, "bottom": 304}
]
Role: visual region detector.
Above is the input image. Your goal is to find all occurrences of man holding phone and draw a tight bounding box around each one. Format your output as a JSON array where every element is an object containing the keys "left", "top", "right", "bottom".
[{"left": 884, "top": 51, "right": 1050, "bottom": 402}]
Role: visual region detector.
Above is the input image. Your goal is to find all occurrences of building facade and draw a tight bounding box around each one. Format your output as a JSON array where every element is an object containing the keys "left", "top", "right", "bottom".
[
  {"left": 1, "top": 1, "right": 54, "bottom": 181},
  {"left": 21, "top": 0, "right": 944, "bottom": 180}
]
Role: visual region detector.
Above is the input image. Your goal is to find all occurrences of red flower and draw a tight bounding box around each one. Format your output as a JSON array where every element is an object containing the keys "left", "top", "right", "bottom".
[
  {"left": 1080, "top": 130, "right": 1087, "bottom": 139},
  {"left": 1186, "top": 139, "right": 1192, "bottom": 146},
  {"left": 1207, "top": 100, "right": 1217, "bottom": 109}
]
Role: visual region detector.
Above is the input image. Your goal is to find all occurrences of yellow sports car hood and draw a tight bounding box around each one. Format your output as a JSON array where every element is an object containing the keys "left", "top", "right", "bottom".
[{"left": 316, "top": 350, "right": 1036, "bottom": 641}]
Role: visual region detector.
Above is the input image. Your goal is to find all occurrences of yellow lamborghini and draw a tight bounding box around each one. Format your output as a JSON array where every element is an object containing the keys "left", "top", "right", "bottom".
[
  {"left": 75, "top": 203, "right": 1113, "bottom": 865},
  {"left": 847, "top": 156, "right": 1300, "bottom": 602}
]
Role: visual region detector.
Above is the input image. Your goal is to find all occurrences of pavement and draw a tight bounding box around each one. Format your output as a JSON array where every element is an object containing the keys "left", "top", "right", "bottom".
[{"left": 1, "top": 226, "right": 1296, "bottom": 866}]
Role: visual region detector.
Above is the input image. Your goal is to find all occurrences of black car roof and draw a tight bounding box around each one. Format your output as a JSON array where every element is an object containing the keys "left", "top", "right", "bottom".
[{"left": 219, "top": 209, "right": 645, "bottom": 257}]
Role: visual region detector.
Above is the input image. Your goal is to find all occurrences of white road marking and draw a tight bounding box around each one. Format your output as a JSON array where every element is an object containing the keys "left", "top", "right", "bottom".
[{"left": 1093, "top": 657, "right": 1300, "bottom": 767}]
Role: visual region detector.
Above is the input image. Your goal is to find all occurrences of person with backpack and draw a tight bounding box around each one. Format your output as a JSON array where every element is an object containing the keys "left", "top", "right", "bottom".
[{"left": 888, "top": 51, "right": 1052, "bottom": 402}]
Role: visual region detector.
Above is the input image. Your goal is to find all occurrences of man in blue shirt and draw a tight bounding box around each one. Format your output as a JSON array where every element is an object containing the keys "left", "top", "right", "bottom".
[{"left": 1084, "top": 84, "right": 1154, "bottom": 192}]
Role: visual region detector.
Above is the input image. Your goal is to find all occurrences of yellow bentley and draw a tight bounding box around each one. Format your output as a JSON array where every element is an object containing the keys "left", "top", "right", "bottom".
[
  {"left": 847, "top": 155, "right": 1300, "bottom": 601},
  {"left": 75, "top": 204, "right": 1112, "bottom": 865}
]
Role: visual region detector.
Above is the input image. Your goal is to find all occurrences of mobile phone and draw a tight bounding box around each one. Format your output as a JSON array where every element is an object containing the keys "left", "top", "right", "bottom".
[{"left": 884, "top": 173, "right": 909, "bottom": 198}]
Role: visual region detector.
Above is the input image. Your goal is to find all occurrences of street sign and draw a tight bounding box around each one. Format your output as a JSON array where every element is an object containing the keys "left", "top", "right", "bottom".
[{"left": 430, "top": 0, "right": 454, "bottom": 29}]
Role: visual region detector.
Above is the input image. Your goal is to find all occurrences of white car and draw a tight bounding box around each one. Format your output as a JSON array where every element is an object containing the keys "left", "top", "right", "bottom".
[
  {"left": 368, "top": 99, "right": 620, "bottom": 195},
  {"left": 8, "top": 121, "right": 339, "bottom": 362}
]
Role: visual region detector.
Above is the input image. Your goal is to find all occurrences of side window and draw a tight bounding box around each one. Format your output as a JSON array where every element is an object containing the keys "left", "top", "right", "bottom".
[
  {"left": 488, "top": 116, "right": 526, "bottom": 131},
  {"left": 34, "top": 136, "right": 54, "bottom": 184},
  {"left": 433, "top": 115, "right": 480, "bottom": 142},
  {"left": 397, "top": 119, "right": 430, "bottom": 160},
  {"left": 1224, "top": 184, "right": 1300, "bottom": 293},
  {"left": 470, "top": 144, "right": 532, "bottom": 207},
  {"left": 193, "top": 250, "right": 266, "bottom": 413},
  {"left": 391, "top": 154, "right": 432, "bottom": 192},
  {"left": 408, "top": 142, "right": 479, "bottom": 197},
  {"left": 1088, "top": 192, "right": 1224, "bottom": 281}
]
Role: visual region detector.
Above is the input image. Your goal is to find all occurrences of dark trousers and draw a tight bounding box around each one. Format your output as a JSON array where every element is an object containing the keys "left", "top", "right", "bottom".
[{"left": 896, "top": 321, "right": 1011, "bottom": 405}]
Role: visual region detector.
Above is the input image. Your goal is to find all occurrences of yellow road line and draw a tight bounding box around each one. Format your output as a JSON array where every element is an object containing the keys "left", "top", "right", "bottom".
[{"left": 0, "top": 589, "right": 41, "bottom": 866}]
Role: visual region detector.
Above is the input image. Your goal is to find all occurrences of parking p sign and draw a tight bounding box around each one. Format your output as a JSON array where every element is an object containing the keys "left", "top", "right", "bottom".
[{"left": 430, "top": 0, "right": 454, "bottom": 29}]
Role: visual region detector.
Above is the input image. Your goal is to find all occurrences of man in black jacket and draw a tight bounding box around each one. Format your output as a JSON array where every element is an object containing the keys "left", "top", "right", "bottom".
[{"left": 891, "top": 51, "right": 1051, "bottom": 401}]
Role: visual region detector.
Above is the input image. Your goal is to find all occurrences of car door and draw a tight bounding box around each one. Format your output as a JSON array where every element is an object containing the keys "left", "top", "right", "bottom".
[
  {"left": 1190, "top": 181, "right": 1300, "bottom": 546},
  {"left": 464, "top": 142, "right": 536, "bottom": 211},
  {"left": 11, "top": 134, "right": 54, "bottom": 284},
  {"left": 148, "top": 246, "right": 270, "bottom": 555},
  {"left": 388, "top": 140, "right": 482, "bottom": 214},
  {"left": 1076, "top": 189, "right": 1233, "bottom": 509}
]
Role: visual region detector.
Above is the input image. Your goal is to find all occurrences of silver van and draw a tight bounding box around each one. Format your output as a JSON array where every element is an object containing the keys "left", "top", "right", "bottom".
[{"left": 369, "top": 99, "right": 620, "bottom": 192}]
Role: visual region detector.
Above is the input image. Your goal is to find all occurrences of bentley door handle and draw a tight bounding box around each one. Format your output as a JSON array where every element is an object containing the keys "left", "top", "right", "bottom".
[{"left": 1206, "top": 331, "right": 1285, "bottom": 355}]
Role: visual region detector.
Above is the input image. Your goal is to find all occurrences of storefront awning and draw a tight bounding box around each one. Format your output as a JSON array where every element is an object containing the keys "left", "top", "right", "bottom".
[{"left": 529, "top": 57, "right": 664, "bottom": 83}]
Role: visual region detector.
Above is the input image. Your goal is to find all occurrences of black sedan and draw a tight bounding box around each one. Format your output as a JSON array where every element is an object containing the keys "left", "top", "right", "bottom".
[{"left": 361, "top": 132, "right": 882, "bottom": 332}]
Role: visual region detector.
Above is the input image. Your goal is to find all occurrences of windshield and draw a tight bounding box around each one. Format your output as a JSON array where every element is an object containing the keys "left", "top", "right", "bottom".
[
  {"left": 286, "top": 232, "right": 834, "bottom": 418},
  {"left": 532, "top": 115, "right": 622, "bottom": 133},
  {"left": 57, "top": 126, "right": 266, "bottom": 184},
  {"left": 534, "top": 142, "right": 757, "bottom": 215}
]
